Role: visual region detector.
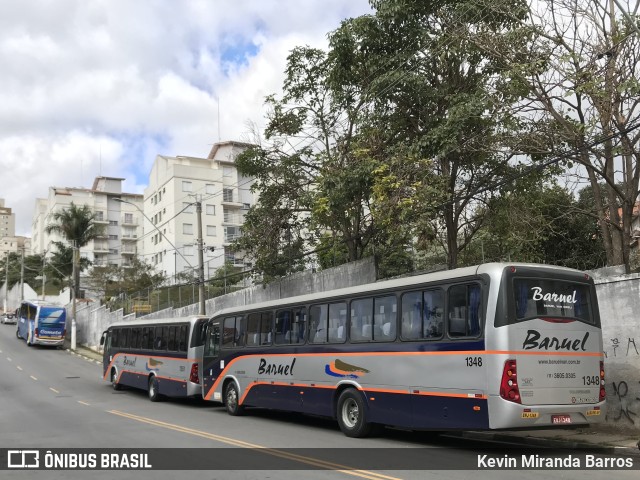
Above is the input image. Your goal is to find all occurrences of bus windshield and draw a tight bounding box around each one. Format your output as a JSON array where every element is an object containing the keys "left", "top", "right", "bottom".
[
  {"left": 512, "top": 278, "right": 594, "bottom": 324},
  {"left": 39, "top": 307, "right": 65, "bottom": 323}
]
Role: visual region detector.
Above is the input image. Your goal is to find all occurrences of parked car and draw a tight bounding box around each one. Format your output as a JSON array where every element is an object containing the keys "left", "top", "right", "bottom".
[{"left": 2, "top": 312, "right": 16, "bottom": 325}]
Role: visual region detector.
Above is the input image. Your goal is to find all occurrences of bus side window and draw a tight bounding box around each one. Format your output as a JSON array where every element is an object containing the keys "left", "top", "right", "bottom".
[
  {"left": 448, "top": 284, "right": 482, "bottom": 337},
  {"left": 328, "top": 302, "right": 347, "bottom": 343},
  {"left": 178, "top": 325, "right": 188, "bottom": 352},
  {"left": 310, "top": 304, "right": 328, "bottom": 344},
  {"left": 146, "top": 327, "right": 155, "bottom": 350},
  {"left": 275, "top": 310, "right": 291, "bottom": 345},
  {"left": 168, "top": 326, "right": 177, "bottom": 351}
]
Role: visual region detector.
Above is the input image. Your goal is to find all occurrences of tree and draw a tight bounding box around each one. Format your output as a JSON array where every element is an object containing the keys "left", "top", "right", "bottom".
[
  {"left": 89, "top": 257, "right": 165, "bottom": 302},
  {"left": 328, "top": 0, "right": 536, "bottom": 269},
  {"left": 235, "top": 46, "right": 379, "bottom": 281},
  {"left": 45, "top": 202, "right": 104, "bottom": 296},
  {"left": 470, "top": 183, "right": 606, "bottom": 269},
  {"left": 481, "top": 0, "right": 640, "bottom": 272}
]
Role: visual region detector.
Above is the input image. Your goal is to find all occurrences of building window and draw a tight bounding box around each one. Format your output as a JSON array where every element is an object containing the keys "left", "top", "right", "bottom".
[
  {"left": 183, "top": 202, "right": 194, "bottom": 214},
  {"left": 109, "top": 234, "right": 118, "bottom": 240},
  {"left": 242, "top": 203, "right": 250, "bottom": 210},
  {"left": 124, "top": 213, "right": 133, "bottom": 224},
  {"left": 183, "top": 245, "right": 194, "bottom": 256},
  {"left": 183, "top": 223, "right": 193, "bottom": 235},
  {"left": 207, "top": 226, "right": 216, "bottom": 236},
  {"left": 223, "top": 188, "right": 234, "bottom": 202},
  {"left": 206, "top": 184, "right": 215, "bottom": 194},
  {"left": 206, "top": 205, "right": 215, "bottom": 215},
  {"left": 182, "top": 181, "right": 193, "bottom": 192},
  {"left": 109, "top": 220, "right": 118, "bottom": 226}
]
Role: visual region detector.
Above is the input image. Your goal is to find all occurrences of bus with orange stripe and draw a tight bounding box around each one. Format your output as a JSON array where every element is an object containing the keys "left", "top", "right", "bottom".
[
  {"left": 100, "top": 316, "right": 208, "bottom": 401},
  {"left": 200, "top": 263, "right": 605, "bottom": 437}
]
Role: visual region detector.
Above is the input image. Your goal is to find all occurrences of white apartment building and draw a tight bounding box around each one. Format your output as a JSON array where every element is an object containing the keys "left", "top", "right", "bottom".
[
  {"left": 0, "top": 199, "right": 16, "bottom": 240},
  {"left": 143, "top": 141, "right": 256, "bottom": 282},
  {"left": 31, "top": 176, "right": 143, "bottom": 268}
]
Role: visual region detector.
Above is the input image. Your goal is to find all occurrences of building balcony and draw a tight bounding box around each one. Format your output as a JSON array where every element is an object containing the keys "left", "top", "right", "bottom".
[
  {"left": 93, "top": 242, "right": 109, "bottom": 253},
  {"left": 121, "top": 216, "right": 138, "bottom": 226},
  {"left": 93, "top": 211, "right": 109, "bottom": 223},
  {"left": 121, "top": 246, "right": 136, "bottom": 255},
  {"left": 223, "top": 233, "right": 242, "bottom": 244},
  {"left": 222, "top": 212, "right": 243, "bottom": 225},
  {"left": 121, "top": 233, "right": 138, "bottom": 241}
]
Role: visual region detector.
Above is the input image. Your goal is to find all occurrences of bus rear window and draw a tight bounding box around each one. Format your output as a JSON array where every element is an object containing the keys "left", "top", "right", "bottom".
[{"left": 512, "top": 278, "right": 593, "bottom": 324}]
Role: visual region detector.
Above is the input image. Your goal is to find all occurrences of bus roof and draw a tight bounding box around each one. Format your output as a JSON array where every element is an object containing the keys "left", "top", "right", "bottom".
[{"left": 106, "top": 315, "right": 208, "bottom": 330}]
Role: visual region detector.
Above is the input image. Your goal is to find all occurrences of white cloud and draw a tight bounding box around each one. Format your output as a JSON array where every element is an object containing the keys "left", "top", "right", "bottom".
[{"left": 0, "top": 0, "right": 373, "bottom": 236}]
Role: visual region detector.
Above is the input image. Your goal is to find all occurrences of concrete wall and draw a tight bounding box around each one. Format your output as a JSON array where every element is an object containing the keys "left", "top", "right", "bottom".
[
  {"left": 72, "top": 257, "right": 377, "bottom": 349},
  {"left": 594, "top": 272, "right": 640, "bottom": 432}
]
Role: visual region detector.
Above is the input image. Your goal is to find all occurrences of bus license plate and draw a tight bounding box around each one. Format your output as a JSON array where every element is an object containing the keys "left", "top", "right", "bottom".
[{"left": 552, "top": 415, "right": 571, "bottom": 424}]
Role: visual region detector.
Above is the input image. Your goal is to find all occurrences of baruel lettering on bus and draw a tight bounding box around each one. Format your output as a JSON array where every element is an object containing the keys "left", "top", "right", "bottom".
[
  {"left": 258, "top": 357, "right": 296, "bottom": 376},
  {"left": 522, "top": 330, "right": 589, "bottom": 351},
  {"left": 123, "top": 356, "right": 137, "bottom": 367},
  {"left": 531, "top": 287, "right": 577, "bottom": 304}
]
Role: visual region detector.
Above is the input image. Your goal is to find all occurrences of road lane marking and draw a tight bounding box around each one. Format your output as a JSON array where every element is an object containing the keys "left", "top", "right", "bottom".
[
  {"left": 108, "top": 410, "right": 401, "bottom": 480},
  {"left": 30, "top": 375, "right": 38, "bottom": 381},
  {"left": 49, "top": 387, "right": 60, "bottom": 394},
  {"left": 17, "top": 366, "right": 23, "bottom": 371},
  {"left": 78, "top": 401, "right": 90, "bottom": 406}
]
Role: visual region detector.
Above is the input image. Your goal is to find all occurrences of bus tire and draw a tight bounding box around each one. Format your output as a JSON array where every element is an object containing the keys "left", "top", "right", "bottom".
[
  {"left": 16, "top": 328, "right": 21, "bottom": 339},
  {"left": 148, "top": 375, "right": 161, "bottom": 402},
  {"left": 111, "top": 368, "right": 122, "bottom": 391},
  {"left": 336, "top": 389, "right": 374, "bottom": 438},
  {"left": 224, "top": 381, "right": 244, "bottom": 416}
]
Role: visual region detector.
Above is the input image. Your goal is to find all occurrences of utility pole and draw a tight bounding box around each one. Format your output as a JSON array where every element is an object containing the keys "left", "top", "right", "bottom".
[
  {"left": 195, "top": 196, "right": 206, "bottom": 315},
  {"left": 41, "top": 251, "right": 47, "bottom": 301},
  {"left": 19, "top": 247, "right": 24, "bottom": 302},
  {"left": 71, "top": 241, "right": 78, "bottom": 350},
  {"left": 3, "top": 254, "right": 8, "bottom": 313}
]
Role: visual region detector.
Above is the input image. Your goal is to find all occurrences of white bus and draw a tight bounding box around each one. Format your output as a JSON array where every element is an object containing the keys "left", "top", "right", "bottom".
[
  {"left": 101, "top": 316, "right": 208, "bottom": 401},
  {"left": 200, "top": 263, "right": 605, "bottom": 437},
  {"left": 16, "top": 300, "right": 67, "bottom": 347}
]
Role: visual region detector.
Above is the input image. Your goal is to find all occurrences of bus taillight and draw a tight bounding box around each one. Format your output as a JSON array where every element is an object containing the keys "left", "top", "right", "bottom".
[
  {"left": 599, "top": 361, "right": 606, "bottom": 402},
  {"left": 190, "top": 363, "right": 200, "bottom": 384},
  {"left": 500, "top": 359, "right": 521, "bottom": 403},
  {"left": 34, "top": 328, "right": 39, "bottom": 337}
]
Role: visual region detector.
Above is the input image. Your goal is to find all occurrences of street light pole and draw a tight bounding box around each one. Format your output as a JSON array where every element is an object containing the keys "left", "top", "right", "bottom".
[
  {"left": 195, "top": 197, "right": 205, "bottom": 315},
  {"left": 71, "top": 241, "right": 77, "bottom": 350}
]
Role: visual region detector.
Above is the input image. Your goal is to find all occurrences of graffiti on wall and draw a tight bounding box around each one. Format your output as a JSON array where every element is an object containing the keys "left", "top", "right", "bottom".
[{"left": 604, "top": 337, "right": 640, "bottom": 426}]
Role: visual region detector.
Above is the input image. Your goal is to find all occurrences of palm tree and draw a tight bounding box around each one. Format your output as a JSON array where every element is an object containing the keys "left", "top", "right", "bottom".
[{"left": 45, "top": 202, "right": 104, "bottom": 297}]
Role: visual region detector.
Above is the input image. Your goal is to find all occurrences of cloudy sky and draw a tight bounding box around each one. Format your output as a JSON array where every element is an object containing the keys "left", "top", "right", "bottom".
[{"left": 0, "top": 0, "right": 373, "bottom": 236}]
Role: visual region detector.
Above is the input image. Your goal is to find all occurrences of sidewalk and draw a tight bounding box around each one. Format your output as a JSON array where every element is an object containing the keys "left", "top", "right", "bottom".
[{"left": 63, "top": 342, "right": 640, "bottom": 454}]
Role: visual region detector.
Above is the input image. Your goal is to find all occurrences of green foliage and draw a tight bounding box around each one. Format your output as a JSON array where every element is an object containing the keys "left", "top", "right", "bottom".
[{"left": 89, "top": 256, "right": 165, "bottom": 302}]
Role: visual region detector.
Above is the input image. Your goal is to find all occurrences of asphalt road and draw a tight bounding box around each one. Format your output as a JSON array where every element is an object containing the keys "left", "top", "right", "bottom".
[{"left": 0, "top": 323, "right": 637, "bottom": 480}]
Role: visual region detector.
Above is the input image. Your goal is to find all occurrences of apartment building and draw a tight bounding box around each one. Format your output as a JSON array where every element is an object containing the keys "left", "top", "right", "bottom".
[
  {"left": 0, "top": 199, "right": 29, "bottom": 261},
  {"left": 0, "top": 199, "right": 16, "bottom": 240},
  {"left": 143, "top": 141, "right": 255, "bottom": 281},
  {"left": 31, "top": 176, "right": 143, "bottom": 267}
]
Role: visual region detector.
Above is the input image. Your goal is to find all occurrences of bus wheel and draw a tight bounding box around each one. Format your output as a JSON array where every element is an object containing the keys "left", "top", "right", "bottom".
[
  {"left": 15, "top": 329, "right": 21, "bottom": 339},
  {"left": 337, "top": 389, "right": 374, "bottom": 438},
  {"left": 111, "top": 369, "right": 122, "bottom": 391},
  {"left": 224, "top": 382, "right": 244, "bottom": 416},
  {"left": 148, "top": 376, "right": 161, "bottom": 402}
]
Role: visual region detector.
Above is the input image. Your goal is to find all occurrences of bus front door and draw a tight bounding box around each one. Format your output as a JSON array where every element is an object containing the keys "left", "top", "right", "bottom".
[{"left": 202, "top": 321, "right": 221, "bottom": 399}]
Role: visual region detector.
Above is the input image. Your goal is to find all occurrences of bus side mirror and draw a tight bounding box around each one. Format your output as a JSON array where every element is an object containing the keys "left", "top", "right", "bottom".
[{"left": 100, "top": 334, "right": 106, "bottom": 346}]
